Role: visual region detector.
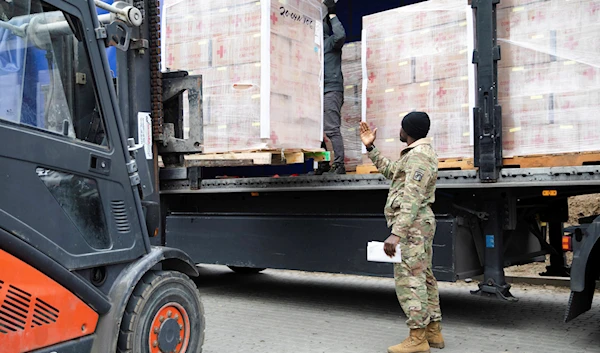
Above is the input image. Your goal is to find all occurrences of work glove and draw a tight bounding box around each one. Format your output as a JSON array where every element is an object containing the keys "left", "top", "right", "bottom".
[{"left": 323, "top": 0, "right": 336, "bottom": 15}]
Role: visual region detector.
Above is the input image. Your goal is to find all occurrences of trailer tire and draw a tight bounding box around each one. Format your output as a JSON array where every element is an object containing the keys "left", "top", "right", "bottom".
[
  {"left": 228, "top": 266, "right": 266, "bottom": 274},
  {"left": 118, "top": 270, "right": 205, "bottom": 353}
]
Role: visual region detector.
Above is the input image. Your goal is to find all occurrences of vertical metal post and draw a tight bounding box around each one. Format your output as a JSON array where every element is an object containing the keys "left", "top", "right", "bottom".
[
  {"left": 472, "top": 0, "right": 502, "bottom": 182},
  {"left": 471, "top": 195, "right": 517, "bottom": 301},
  {"left": 540, "top": 199, "right": 569, "bottom": 276},
  {"left": 546, "top": 222, "right": 568, "bottom": 273}
]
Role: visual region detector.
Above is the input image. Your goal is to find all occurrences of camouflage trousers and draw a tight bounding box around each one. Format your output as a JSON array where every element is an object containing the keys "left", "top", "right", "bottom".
[{"left": 393, "top": 216, "right": 442, "bottom": 329}]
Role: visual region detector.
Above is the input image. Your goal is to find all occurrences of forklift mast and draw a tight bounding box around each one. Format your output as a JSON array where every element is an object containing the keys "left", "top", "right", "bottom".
[{"left": 0, "top": 1, "right": 204, "bottom": 352}]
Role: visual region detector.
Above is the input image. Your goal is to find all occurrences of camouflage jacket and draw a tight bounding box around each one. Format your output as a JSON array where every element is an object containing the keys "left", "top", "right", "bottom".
[{"left": 368, "top": 138, "right": 438, "bottom": 237}]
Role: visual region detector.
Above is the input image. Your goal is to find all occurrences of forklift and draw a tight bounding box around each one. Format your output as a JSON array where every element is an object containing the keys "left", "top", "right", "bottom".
[{"left": 0, "top": 0, "right": 204, "bottom": 352}]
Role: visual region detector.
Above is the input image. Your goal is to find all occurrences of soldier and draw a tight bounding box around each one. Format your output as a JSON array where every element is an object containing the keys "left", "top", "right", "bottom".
[
  {"left": 315, "top": 0, "right": 347, "bottom": 175},
  {"left": 359, "top": 112, "right": 444, "bottom": 353}
]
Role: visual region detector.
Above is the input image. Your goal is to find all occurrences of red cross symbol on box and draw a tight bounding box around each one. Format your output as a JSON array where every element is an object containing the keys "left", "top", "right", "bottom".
[
  {"left": 397, "top": 92, "right": 407, "bottom": 103},
  {"left": 234, "top": 16, "right": 242, "bottom": 27},
  {"left": 422, "top": 61, "right": 431, "bottom": 74},
  {"left": 415, "top": 12, "right": 427, "bottom": 26},
  {"left": 530, "top": 10, "right": 546, "bottom": 23},
  {"left": 565, "top": 36, "right": 579, "bottom": 51},
  {"left": 591, "top": 2, "right": 600, "bottom": 15},
  {"left": 367, "top": 97, "right": 374, "bottom": 109},
  {"left": 167, "top": 52, "right": 174, "bottom": 65},
  {"left": 217, "top": 45, "right": 226, "bottom": 59},
  {"left": 368, "top": 72, "right": 376, "bottom": 83},
  {"left": 270, "top": 131, "right": 279, "bottom": 144},
  {"left": 271, "top": 12, "right": 279, "bottom": 25},
  {"left": 436, "top": 86, "right": 447, "bottom": 99},
  {"left": 366, "top": 47, "right": 373, "bottom": 59},
  {"left": 196, "top": 21, "right": 203, "bottom": 31},
  {"left": 270, "top": 44, "right": 275, "bottom": 54},
  {"left": 166, "top": 25, "right": 172, "bottom": 37},
  {"left": 561, "top": 101, "right": 573, "bottom": 110},
  {"left": 296, "top": 50, "right": 303, "bottom": 62},
  {"left": 583, "top": 68, "right": 597, "bottom": 80}
]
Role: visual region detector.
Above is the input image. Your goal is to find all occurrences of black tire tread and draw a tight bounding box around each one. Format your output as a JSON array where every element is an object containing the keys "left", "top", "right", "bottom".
[{"left": 117, "top": 270, "right": 204, "bottom": 353}]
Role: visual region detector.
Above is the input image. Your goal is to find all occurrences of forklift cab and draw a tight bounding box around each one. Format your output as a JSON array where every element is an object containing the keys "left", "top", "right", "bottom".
[{"left": 0, "top": 1, "right": 204, "bottom": 352}]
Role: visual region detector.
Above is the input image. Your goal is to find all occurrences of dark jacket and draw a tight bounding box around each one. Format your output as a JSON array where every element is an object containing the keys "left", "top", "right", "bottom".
[{"left": 323, "top": 16, "right": 346, "bottom": 93}]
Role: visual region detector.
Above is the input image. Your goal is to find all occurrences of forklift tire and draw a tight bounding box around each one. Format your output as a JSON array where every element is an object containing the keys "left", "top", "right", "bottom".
[
  {"left": 117, "top": 270, "right": 205, "bottom": 353},
  {"left": 227, "top": 266, "right": 266, "bottom": 274}
]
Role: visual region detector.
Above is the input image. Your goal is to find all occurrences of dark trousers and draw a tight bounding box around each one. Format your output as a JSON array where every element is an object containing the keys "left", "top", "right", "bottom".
[{"left": 323, "top": 91, "right": 345, "bottom": 164}]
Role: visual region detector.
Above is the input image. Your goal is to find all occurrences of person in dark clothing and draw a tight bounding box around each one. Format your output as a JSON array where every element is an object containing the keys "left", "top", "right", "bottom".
[{"left": 317, "top": 0, "right": 346, "bottom": 175}]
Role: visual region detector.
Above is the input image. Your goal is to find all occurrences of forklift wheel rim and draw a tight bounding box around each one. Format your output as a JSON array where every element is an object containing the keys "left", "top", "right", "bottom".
[{"left": 149, "top": 302, "right": 191, "bottom": 353}]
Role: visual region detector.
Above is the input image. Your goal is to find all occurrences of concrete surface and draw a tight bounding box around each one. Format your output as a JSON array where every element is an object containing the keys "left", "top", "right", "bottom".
[{"left": 194, "top": 265, "right": 600, "bottom": 353}]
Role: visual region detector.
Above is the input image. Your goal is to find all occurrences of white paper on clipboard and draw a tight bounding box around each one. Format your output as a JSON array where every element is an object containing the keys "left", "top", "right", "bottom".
[{"left": 367, "top": 241, "right": 402, "bottom": 263}]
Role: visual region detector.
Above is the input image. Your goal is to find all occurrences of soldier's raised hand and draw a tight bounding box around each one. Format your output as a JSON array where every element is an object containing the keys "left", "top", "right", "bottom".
[{"left": 360, "top": 122, "right": 377, "bottom": 148}]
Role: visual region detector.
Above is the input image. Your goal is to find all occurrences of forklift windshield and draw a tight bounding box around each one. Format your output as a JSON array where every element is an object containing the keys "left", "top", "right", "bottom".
[{"left": 0, "top": 0, "right": 107, "bottom": 146}]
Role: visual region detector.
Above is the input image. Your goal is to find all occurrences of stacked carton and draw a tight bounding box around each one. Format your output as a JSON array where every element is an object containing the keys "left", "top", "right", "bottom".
[
  {"left": 162, "top": 0, "right": 324, "bottom": 153},
  {"left": 363, "top": 0, "right": 600, "bottom": 164},
  {"left": 362, "top": 0, "right": 473, "bottom": 160},
  {"left": 497, "top": 0, "right": 600, "bottom": 157},
  {"left": 340, "top": 42, "right": 363, "bottom": 171}
]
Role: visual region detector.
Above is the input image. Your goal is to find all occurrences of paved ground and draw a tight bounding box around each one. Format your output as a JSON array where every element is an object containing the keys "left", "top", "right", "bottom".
[{"left": 193, "top": 266, "right": 600, "bottom": 353}]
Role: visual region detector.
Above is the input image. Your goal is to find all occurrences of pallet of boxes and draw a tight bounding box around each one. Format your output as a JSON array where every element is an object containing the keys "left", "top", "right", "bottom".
[
  {"left": 162, "top": 0, "right": 330, "bottom": 168},
  {"left": 339, "top": 41, "right": 363, "bottom": 172},
  {"left": 356, "top": 0, "right": 600, "bottom": 174}
]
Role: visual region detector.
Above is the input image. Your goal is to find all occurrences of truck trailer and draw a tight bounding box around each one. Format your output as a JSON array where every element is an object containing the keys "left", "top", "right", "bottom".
[{"left": 0, "top": 0, "right": 599, "bottom": 352}]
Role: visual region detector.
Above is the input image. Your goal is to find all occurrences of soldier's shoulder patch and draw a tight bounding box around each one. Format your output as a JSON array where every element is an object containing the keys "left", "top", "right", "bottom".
[{"left": 413, "top": 169, "right": 425, "bottom": 182}]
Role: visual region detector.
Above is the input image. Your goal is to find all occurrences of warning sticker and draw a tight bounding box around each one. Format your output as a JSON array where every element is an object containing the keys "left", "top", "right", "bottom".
[{"left": 137, "top": 112, "right": 153, "bottom": 160}]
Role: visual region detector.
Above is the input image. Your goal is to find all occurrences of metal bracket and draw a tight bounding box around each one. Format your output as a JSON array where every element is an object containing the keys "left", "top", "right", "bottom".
[
  {"left": 453, "top": 204, "right": 489, "bottom": 220},
  {"left": 127, "top": 138, "right": 154, "bottom": 198},
  {"left": 104, "top": 20, "right": 132, "bottom": 51},
  {"left": 95, "top": 27, "right": 107, "bottom": 39},
  {"left": 471, "top": 278, "right": 518, "bottom": 302},
  {"left": 159, "top": 72, "right": 204, "bottom": 154},
  {"left": 76, "top": 72, "right": 87, "bottom": 85},
  {"left": 130, "top": 38, "right": 149, "bottom": 50},
  {"left": 126, "top": 160, "right": 138, "bottom": 175}
]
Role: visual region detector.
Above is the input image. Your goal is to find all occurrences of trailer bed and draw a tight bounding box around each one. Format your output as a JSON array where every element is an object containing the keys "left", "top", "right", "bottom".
[{"left": 160, "top": 165, "right": 600, "bottom": 194}]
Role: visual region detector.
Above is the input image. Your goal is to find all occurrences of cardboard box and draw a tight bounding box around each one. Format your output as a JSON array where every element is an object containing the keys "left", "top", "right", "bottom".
[
  {"left": 163, "top": 0, "right": 324, "bottom": 153},
  {"left": 363, "top": 0, "right": 473, "bottom": 159},
  {"left": 415, "top": 53, "right": 469, "bottom": 82},
  {"left": 342, "top": 41, "right": 362, "bottom": 62}
]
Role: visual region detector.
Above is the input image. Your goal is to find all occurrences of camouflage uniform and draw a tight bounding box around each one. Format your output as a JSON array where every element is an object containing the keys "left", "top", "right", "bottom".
[{"left": 368, "top": 138, "right": 442, "bottom": 329}]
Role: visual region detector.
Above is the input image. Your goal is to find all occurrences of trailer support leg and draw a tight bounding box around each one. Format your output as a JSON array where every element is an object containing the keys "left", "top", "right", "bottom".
[
  {"left": 471, "top": 199, "right": 518, "bottom": 301},
  {"left": 540, "top": 221, "right": 570, "bottom": 277},
  {"left": 540, "top": 200, "right": 570, "bottom": 277}
]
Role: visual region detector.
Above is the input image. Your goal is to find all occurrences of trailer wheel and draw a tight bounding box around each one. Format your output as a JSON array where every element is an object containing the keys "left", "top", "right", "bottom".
[
  {"left": 118, "top": 270, "right": 205, "bottom": 353},
  {"left": 227, "top": 266, "right": 266, "bottom": 274}
]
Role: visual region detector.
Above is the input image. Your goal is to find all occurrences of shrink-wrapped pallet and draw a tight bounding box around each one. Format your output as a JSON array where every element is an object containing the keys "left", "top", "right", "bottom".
[
  {"left": 340, "top": 42, "right": 363, "bottom": 171},
  {"left": 162, "top": 0, "right": 324, "bottom": 153},
  {"left": 362, "top": 0, "right": 474, "bottom": 160},
  {"left": 497, "top": 0, "right": 600, "bottom": 157},
  {"left": 363, "top": 0, "right": 600, "bottom": 164}
]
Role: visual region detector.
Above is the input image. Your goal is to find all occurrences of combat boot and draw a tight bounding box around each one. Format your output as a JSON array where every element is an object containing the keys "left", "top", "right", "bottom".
[
  {"left": 313, "top": 161, "right": 330, "bottom": 175},
  {"left": 387, "top": 328, "right": 430, "bottom": 353},
  {"left": 426, "top": 321, "right": 445, "bottom": 349},
  {"left": 325, "top": 162, "right": 346, "bottom": 175}
]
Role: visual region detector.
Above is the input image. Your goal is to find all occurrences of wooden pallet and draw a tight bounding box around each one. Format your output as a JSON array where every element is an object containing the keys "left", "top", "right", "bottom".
[
  {"left": 356, "top": 158, "right": 475, "bottom": 174},
  {"left": 355, "top": 152, "right": 600, "bottom": 174},
  {"left": 356, "top": 164, "right": 379, "bottom": 174},
  {"left": 183, "top": 149, "right": 330, "bottom": 167},
  {"left": 502, "top": 152, "right": 600, "bottom": 169},
  {"left": 438, "top": 157, "right": 475, "bottom": 171}
]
